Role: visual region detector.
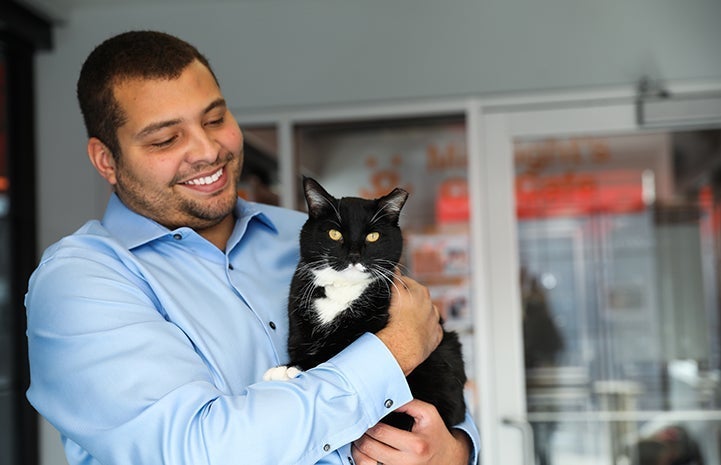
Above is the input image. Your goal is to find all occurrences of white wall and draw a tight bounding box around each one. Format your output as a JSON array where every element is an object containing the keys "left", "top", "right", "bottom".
[
  {"left": 31, "top": 0, "right": 721, "bottom": 463},
  {"left": 35, "top": 0, "right": 721, "bottom": 248}
]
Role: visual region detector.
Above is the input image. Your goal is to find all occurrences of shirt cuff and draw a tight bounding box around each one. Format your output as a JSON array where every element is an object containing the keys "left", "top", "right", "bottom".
[
  {"left": 323, "top": 332, "right": 413, "bottom": 425},
  {"left": 454, "top": 410, "right": 481, "bottom": 465}
]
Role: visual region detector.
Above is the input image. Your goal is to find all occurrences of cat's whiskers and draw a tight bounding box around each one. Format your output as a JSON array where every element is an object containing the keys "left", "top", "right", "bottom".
[
  {"left": 394, "top": 262, "right": 410, "bottom": 275},
  {"left": 291, "top": 265, "right": 322, "bottom": 316},
  {"left": 374, "top": 258, "right": 405, "bottom": 272},
  {"left": 369, "top": 261, "right": 409, "bottom": 294},
  {"left": 366, "top": 265, "right": 396, "bottom": 297},
  {"left": 295, "top": 257, "right": 330, "bottom": 279},
  {"left": 297, "top": 284, "right": 314, "bottom": 314}
]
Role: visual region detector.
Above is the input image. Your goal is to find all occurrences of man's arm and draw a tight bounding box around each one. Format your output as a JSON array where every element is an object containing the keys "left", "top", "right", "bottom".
[
  {"left": 352, "top": 400, "right": 480, "bottom": 465},
  {"left": 354, "top": 275, "right": 481, "bottom": 465},
  {"left": 375, "top": 274, "right": 443, "bottom": 375},
  {"left": 25, "top": 250, "right": 414, "bottom": 465}
]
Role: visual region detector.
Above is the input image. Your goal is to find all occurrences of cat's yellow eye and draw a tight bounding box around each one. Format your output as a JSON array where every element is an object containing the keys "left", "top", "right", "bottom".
[
  {"left": 366, "top": 232, "right": 380, "bottom": 243},
  {"left": 328, "top": 229, "right": 343, "bottom": 241}
]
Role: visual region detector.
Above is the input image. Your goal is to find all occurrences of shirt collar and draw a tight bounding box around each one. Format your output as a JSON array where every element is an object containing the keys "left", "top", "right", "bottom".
[{"left": 101, "top": 193, "right": 277, "bottom": 250}]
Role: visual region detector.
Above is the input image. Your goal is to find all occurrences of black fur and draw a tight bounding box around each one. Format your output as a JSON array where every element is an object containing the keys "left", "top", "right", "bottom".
[{"left": 286, "top": 177, "right": 467, "bottom": 430}]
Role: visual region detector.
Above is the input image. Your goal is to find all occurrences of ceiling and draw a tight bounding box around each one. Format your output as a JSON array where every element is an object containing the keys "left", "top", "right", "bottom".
[{"left": 20, "top": 0, "right": 244, "bottom": 22}]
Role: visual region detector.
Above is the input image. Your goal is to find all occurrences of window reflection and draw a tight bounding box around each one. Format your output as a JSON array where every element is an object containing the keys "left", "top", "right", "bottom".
[
  {"left": 294, "top": 115, "right": 479, "bottom": 412},
  {"left": 239, "top": 125, "right": 280, "bottom": 206},
  {"left": 515, "top": 130, "right": 721, "bottom": 465}
]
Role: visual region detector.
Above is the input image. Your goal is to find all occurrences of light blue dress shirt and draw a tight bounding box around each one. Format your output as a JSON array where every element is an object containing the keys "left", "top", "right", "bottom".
[{"left": 26, "top": 193, "right": 479, "bottom": 465}]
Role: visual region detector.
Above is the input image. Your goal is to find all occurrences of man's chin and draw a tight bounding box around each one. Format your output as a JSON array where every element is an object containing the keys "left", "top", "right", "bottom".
[{"left": 182, "top": 195, "right": 237, "bottom": 226}]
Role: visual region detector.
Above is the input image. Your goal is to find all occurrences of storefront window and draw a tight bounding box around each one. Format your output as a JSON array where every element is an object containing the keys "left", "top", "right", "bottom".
[
  {"left": 515, "top": 130, "right": 721, "bottom": 465},
  {"left": 239, "top": 125, "right": 280, "bottom": 206},
  {"left": 294, "top": 115, "right": 478, "bottom": 411}
]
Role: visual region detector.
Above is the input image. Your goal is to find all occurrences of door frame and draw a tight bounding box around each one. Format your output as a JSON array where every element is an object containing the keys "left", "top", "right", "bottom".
[{"left": 473, "top": 81, "right": 721, "bottom": 465}]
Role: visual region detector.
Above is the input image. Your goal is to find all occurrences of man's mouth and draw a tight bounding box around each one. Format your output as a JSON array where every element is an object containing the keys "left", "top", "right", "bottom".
[{"left": 182, "top": 167, "right": 224, "bottom": 186}]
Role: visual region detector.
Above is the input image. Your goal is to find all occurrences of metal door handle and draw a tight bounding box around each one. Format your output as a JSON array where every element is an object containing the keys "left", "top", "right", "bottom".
[{"left": 502, "top": 416, "right": 536, "bottom": 465}]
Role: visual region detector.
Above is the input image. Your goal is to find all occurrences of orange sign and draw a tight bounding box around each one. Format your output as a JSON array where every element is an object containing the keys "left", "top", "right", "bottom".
[{"left": 516, "top": 170, "right": 645, "bottom": 218}]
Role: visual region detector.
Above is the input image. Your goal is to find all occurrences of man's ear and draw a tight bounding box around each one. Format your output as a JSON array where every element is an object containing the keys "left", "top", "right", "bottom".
[{"left": 87, "top": 137, "right": 117, "bottom": 185}]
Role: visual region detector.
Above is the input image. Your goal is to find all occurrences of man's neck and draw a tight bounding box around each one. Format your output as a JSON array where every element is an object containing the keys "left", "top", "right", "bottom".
[{"left": 197, "top": 214, "right": 235, "bottom": 251}]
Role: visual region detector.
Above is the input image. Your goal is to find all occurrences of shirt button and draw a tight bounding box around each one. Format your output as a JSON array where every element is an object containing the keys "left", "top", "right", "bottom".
[
  {"left": 172, "top": 233, "right": 182, "bottom": 240},
  {"left": 323, "top": 444, "right": 331, "bottom": 452},
  {"left": 228, "top": 263, "right": 234, "bottom": 270},
  {"left": 347, "top": 456, "right": 354, "bottom": 464},
  {"left": 384, "top": 399, "right": 394, "bottom": 409},
  {"left": 269, "top": 321, "right": 277, "bottom": 330}
]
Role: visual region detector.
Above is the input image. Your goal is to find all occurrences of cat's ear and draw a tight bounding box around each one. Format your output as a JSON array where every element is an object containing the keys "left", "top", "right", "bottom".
[
  {"left": 378, "top": 188, "right": 409, "bottom": 222},
  {"left": 303, "top": 177, "right": 336, "bottom": 218}
]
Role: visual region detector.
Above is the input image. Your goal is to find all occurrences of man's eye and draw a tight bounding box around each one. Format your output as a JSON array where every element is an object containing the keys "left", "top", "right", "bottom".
[
  {"left": 151, "top": 136, "right": 177, "bottom": 148},
  {"left": 206, "top": 117, "right": 225, "bottom": 126}
]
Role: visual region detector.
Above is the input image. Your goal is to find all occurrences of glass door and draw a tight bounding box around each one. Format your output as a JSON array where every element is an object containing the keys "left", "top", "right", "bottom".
[{"left": 480, "top": 98, "right": 721, "bottom": 465}]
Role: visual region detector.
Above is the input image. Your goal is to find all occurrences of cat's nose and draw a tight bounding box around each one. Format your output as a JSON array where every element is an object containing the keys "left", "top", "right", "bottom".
[{"left": 348, "top": 252, "right": 361, "bottom": 263}]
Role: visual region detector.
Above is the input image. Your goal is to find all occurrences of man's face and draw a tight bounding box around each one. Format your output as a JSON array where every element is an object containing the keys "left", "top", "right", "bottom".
[{"left": 107, "top": 60, "right": 243, "bottom": 231}]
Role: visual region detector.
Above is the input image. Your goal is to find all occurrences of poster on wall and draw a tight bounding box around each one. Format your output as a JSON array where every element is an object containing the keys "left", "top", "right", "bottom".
[
  {"left": 303, "top": 119, "right": 469, "bottom": 229},
  {"left": 297, "top": 117, "right": 477, "bottom": 411}
]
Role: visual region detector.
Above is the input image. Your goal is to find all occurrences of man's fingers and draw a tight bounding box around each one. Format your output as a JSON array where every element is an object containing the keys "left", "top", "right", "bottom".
[{"left": 393, "top": 399, "right": 440, "bottom": 428}]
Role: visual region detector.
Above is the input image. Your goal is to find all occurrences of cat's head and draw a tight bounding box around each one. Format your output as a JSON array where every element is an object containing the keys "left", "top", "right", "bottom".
[{"left": 299, "top": 177, "right": 408, "bottom": 279}]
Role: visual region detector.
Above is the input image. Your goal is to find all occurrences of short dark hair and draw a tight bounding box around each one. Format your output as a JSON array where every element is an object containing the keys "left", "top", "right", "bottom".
[{"left": 76, "top": 30, "right": 218, "bottom": 159}]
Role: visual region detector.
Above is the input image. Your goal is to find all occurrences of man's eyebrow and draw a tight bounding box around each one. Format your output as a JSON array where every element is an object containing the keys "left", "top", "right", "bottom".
[
  {"left": 204, "top": 98, "right": 227, "bottom": 114},
  {"left": 135, "top": 98, "right": 227, "bottom": 140},
  {"left": 135, "top": 119, "right": 182, "bottom": 140}
]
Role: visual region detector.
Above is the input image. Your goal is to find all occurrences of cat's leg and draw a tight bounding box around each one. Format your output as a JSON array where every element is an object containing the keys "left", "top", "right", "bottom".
[{"left": 262, "top": 365, "right": 303, "bottom": 381}]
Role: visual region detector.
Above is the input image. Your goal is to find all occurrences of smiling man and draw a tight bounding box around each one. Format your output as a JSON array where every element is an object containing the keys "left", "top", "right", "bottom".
[
  {"left": 84, "top": 52, "right": 243, "bottom": 248},
  {"left": 25, "top": 30, "right": 480, "bottom": 465}
]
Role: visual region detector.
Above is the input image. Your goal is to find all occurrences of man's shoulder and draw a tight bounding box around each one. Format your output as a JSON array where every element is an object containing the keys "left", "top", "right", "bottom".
[
  {"left": 246, "top": 202, "right": 307, "bottom": 231},
  {"left": 38, "top": 219, "right": 129, "bottom": 265}
]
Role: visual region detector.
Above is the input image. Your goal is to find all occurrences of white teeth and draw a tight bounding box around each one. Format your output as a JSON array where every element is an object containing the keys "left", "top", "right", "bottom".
[{"left": 184, "top": 168, "right": 223, "bottom": 186}]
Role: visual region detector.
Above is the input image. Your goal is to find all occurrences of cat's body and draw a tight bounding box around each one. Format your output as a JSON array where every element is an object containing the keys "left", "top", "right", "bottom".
[{"left": 264, "top": 177, "right": 467, "bottom": 430}]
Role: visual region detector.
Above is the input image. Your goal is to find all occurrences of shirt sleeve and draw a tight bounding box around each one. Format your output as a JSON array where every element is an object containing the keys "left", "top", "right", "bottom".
[
  {"left": 333, "top": 407, "right": 481, "bottom": 465},
  {"left": 455, "top": 410, "right": 481, "bottom": 465},
  {"left": 25, "top": 250, "right": 412, "bottom": 465}
]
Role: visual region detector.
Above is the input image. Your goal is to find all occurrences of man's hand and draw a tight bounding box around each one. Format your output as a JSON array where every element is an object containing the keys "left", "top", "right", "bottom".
[
  {"left": 352, "top": 399, "right": 471, "bottom": 465},
  {"left": 375, "top": 275, "right": 442, "bottom": 375}
]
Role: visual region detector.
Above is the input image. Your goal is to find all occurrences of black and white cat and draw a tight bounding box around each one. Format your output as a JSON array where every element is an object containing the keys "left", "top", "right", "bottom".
[{"left": 264, "top": 177, "right": 467, "bottom": 429}]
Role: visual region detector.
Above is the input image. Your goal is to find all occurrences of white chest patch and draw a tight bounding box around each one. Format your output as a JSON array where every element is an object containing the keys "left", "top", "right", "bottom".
[{"left": 312, "top": 265, "right": 372, "bottom": 324}]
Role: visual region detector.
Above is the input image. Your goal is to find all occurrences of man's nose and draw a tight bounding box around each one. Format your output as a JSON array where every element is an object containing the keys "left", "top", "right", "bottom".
[{"left": 186, "top": 127, "right": 220, "bottom": 164}]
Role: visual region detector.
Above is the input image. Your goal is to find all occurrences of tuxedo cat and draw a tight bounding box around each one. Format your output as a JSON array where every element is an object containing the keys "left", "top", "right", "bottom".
[{"left": 264, "top": 177, "right": 467, "bottom": 430}]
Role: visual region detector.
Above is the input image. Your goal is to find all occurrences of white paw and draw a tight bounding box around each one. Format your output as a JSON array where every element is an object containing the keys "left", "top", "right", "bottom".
[{"left": 263, "top": 365, "right": 303, "bottom": 381}]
